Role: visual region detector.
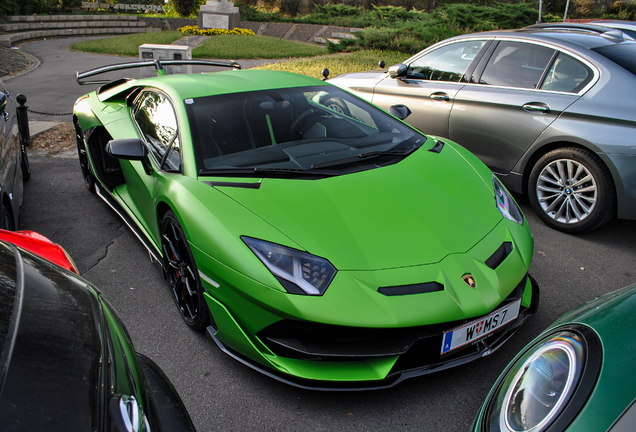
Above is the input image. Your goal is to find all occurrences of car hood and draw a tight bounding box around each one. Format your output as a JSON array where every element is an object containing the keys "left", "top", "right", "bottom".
[
  {"left": 329, "top": 70, "right": 387, "bottom": 90},
  {"left": 0, "top": 242, "right": 102, "bottom": 430},
  {"left": 214, "top": 143, "right": 501, "bottom": 271}
]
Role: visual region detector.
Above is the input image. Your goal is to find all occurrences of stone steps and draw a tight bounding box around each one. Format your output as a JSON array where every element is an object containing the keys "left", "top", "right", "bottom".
[{"left": 0, "top": 15, "right": 158, "bottom": 47}]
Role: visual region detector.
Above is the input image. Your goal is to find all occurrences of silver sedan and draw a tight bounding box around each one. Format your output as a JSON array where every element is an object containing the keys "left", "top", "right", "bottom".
[{"left": 329, "top": 28, "right": 636, "bottom": 234}]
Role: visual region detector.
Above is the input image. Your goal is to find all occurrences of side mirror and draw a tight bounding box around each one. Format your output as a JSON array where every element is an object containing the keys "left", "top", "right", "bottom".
[
  {"left": 106, "top": 138, "right": 152, "bottom": 175},
  {"left": 389, "top": 104, "right": 412, "bottom": 120},
  {"left": 0, "top": 91, "right": 7, "bottom": 113},
  {"left": 388, "top": 63, "right": 408, "bottom": 79},
  {"left": 106, "top": 138, "right": 148, "bottom": 160}
]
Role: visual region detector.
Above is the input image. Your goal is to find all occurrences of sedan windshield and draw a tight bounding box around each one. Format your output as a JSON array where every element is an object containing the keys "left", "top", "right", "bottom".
[{"left": 185, "top": 86, "right": 423, "bottom": 177}]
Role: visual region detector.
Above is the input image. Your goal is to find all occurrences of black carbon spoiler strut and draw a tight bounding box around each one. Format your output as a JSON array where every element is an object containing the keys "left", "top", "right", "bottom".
[{"left": 75, "top": 59, "right": 241, "bottom": 85}]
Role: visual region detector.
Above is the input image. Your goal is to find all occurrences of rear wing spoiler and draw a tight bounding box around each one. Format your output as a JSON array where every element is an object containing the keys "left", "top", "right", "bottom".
[{"left": 76, "top": 59, "right": 242, "bottom": 85}]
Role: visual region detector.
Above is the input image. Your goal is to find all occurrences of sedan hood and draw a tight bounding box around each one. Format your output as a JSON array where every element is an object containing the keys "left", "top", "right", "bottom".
[{"left": 215, "top": 144, "right": 501, "bottom": 270}]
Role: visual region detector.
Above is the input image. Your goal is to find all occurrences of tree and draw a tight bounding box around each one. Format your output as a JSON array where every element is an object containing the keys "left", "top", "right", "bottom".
[{"left": 171, "top": 0, "right": 196, "bottom": 17}]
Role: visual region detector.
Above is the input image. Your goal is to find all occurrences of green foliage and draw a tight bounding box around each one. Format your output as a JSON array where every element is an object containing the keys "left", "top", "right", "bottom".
[
  {"left": 368, "top": 5, "right": 421, "bottom": 22},
  {"left": 328, "top": 3, "right": 540, "bottom": 55},
  {"left": 280, "top": 0, "right": 302, "bottom": 17},
  {"left": 165, "top": 0, "right": 208, "bottom": 17},
  {"left": 608, "top": 0, "right": 636, "bottom": 20},
  {"left": 1, "top": 0, "right": 76, "bottom": 15},
  {"left": 541, "top": 13, "right": 563, "bottom": 22},
  {"left": 238, "top": 3, "right": 290, "bottom": 21}
]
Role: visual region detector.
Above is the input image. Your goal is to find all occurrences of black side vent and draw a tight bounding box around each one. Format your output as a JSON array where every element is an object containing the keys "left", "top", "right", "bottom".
[
  {"left": 428, "top": 140, "right": 444, "bottom": 153},
  {"left": 205, "top": 181, "right": 261, "bottom": 190},
  {"left": 87, "top": 127, "right": 125, "bottom": 190},
  {"left": 485, "top": 242, "right": 514, "bottom": 270},
  {"left": 378, "top": 282, "right": 444, "bottom": 296}
]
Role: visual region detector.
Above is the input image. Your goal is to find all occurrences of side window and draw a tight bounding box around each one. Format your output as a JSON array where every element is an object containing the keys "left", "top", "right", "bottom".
[
  {"left": 134, "top": 91, "right": 181, "bottom": 172},
  {"left": 480, "top": 42, "right": 555, "bottom": 89},
  {"left": 540, "top": 53, "right": 593, "bottom": 93},
  {"left": 407, "top": 41, "right": 486, "bottom": 82}
]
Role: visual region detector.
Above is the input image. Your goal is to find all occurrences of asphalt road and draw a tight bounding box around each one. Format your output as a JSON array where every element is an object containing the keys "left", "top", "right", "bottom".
[{"left": 8, "top": 37, "right": 636, "bottom": 432}]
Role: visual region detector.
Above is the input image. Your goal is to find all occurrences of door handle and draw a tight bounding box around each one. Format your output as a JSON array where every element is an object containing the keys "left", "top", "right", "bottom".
[
  {"left": 523, "top": 103, "right": 551, "bottom": 113},
  {"left": 430, "top": 92, "right": 450, "bottom": 101}
]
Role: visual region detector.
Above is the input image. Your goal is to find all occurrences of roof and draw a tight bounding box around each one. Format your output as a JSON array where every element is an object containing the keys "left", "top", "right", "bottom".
[{"left": 134, "top": 69, "right": 330, "bottom": 100}]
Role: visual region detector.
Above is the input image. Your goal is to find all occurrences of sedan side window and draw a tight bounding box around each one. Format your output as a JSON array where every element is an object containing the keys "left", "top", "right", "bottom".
[
  {"left": 134, "top": 91, "right": 181, "bottom": 172},
  {"left": 407, "top": 41, "right": 486, "bottom": 82},
  {"left": 479, "top": 42, "right": 555, "bottom": 89},
  {"left": 540, "top": 53, "right": 593, "bottom": 93}
]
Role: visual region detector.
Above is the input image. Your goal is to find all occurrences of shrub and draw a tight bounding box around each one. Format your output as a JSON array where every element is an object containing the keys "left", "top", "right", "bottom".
[{"left": 178, "top": 25, "right": 257, "bottom": 35}]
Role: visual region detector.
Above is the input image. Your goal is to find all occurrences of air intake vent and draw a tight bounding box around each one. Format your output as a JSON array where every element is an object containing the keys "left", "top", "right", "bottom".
[
  {"left": 485, "top": 242, "right": 513, "bottom": 269},
  {"left": 378, "top": 282, "right": 444, "bottom": 296}
]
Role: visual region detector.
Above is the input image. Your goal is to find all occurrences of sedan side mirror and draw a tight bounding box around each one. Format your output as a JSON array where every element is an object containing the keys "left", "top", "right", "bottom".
[
  {"left": 106, "top": 138, "right": 152, "bottom": 175},
  {"left": 389, "top": 104, "right": 412, "bottom": 120},
  {"left": 388, "top": 63, "right": 408, "bottom": 79},
  {"left": 0, "top": 91, "right": 7, "bottom": 113}
]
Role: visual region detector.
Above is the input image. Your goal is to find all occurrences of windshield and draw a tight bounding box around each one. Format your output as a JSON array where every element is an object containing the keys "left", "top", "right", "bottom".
[{"left": 185, "top": 86, "right": 423, "bottom": 176}]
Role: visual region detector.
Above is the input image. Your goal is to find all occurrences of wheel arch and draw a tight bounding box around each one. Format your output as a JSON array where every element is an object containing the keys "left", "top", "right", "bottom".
[
  {"left": 520, "top": 140, "right": 617, "bottom": 207},
  {"left": 1, "top": 193, "right": 16, "bottom": 230}
]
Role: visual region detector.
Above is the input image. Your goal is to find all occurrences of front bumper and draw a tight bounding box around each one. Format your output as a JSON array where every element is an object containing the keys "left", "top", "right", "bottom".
[{"left": 205, "top": 274, "right": 539, "bottom": 390}]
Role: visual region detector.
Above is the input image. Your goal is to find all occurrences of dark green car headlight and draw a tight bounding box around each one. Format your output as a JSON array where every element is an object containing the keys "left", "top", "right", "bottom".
[
  {"left": 480, "top": 326, "right": 602, "bottom": 432},
  {"left": 493, "top": 175, "right": 524, "bottom": 225},
  {"left": 243, "top": 237, "right": 337, "bottom": 296}
]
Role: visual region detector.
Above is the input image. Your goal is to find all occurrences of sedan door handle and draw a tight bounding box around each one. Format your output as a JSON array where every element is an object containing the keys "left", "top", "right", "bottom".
[
  {"left": 430, "top": 92, "right": 450, "bottom": 101},
  {"left": 523, "top": 103, "right": 551, "bottom": 113}
]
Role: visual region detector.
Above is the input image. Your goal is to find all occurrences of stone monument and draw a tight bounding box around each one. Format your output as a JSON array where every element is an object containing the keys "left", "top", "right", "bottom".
[{"left": 198, "top": 0, "right": 241, "bottom": 31}]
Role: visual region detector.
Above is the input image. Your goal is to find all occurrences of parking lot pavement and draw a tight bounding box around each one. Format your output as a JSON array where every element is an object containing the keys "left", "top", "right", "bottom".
[{"left": 20, "top": 153, "right": 636, "bottom": 431}]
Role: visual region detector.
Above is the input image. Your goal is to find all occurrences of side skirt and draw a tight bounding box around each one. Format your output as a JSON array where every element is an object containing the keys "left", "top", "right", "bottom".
[{"left": 94, "top": 182, "right": 163, "bottom": 264}]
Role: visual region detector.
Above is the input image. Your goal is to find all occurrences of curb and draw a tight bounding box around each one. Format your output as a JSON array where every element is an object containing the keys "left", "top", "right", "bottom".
[{"left": 1, "top": 48, "right": 40, "bottom": 81}]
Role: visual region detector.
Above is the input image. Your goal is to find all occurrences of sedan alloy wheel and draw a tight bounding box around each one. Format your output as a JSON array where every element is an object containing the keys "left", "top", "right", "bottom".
[{"left": 529, "top": 147, "right": 615, "bottom": 233}]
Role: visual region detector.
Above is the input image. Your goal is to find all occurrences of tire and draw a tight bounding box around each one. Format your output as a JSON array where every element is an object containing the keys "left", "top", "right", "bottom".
[
  {"left": 1, "top": 204, "right": 14, "bottom": 231},
  {"left": 19, "top": 134, "right": 30, "bottom": 182},
  {"left": 528, "top": 147, "right": 615, "bottom": 233},
  {"left": 161, "top": 210, "right": 209, "bottom": 331},
  {"left": 75, "top": 123, "right": 95, "bottom": 193}
]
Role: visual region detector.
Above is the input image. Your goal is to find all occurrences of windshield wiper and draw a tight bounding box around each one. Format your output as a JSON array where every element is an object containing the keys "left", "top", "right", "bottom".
[{"left": 311, "top": 143, "right": 420, "bottom": 169}]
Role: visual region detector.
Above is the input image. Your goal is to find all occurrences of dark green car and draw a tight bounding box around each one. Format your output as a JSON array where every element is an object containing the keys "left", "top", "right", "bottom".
[
  {"left": 73, "top": 60, "right": 539, "bottom": 389},
  {"left": 473, "top": 282, "right": 636, "bottom": 431}
]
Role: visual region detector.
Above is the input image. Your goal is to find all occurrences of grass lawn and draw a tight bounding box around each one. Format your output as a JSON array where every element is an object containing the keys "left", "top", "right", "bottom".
[
  {"left": 71, "top": 31, "right": 185, "bottom": 56},
  {"left": 256, "top": 49, "right": 408, "bottom": 79},
  {"left": 192, "top": 35, "right": 327, "bottom": 59},
  {"left": 70, "top": 32, "right": 404, "bottom": 77}
]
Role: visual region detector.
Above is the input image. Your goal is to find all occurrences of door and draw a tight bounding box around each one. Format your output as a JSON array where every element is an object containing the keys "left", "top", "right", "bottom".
[
  {"left": 449, "top": 41, "right": 592, "bottom": 174},
  {"left": 371, "top": 40, "right": 488, "bottom": 137},
  {"left": 116, "top": 90, "right": 182, "bottom": 241}
]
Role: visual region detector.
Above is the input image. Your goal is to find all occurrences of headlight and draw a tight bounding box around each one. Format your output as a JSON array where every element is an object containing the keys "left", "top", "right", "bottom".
[
  {"left": 481, "top": 327, "right": 601, "bottom": 432},
  {"left": 242, "top": 237, "right": 337, "bottom": 295},
  {"left": 494, "top": 175, "right": 524, "bottom": 225}
]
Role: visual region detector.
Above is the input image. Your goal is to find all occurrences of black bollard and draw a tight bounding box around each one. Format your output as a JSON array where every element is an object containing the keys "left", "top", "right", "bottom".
[{"left": 16, "top": 94, "right": 31, "bottom": 147}]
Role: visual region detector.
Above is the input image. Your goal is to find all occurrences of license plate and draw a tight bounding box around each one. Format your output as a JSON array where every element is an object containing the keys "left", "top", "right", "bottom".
[{"left": 440, "top": 298, "right": 521, "bottom": 355}]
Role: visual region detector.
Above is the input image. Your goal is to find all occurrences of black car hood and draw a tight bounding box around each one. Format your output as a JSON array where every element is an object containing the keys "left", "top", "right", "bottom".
[{"left": 0, "top": 242, "right": 102, "bottom": 431}]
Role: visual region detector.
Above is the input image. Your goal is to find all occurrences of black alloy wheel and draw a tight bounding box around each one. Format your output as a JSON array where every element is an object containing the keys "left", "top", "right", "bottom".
[
  {"left": 75, "top": 123, "right": 95, "bottom": 193},
  {"left": 161, "top": 210, "right": 209, "bottom": 331},
  {"left": 528, "top": 147, "right": 616, "bottom": 234}
]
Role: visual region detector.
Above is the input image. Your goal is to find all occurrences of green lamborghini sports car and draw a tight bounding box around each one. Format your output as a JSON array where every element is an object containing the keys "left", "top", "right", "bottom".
[{"left": 73, "top": 60, "right": 539, "bottom": 389}]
